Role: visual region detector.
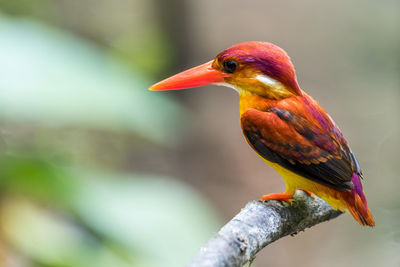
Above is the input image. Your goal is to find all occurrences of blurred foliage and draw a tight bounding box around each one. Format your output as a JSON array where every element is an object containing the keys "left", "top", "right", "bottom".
[
  {"left": 0, "top": 13, "right": 219, "bottom": 267},
  {"left": 0, "top": 154, "right": 219, "bottom": 267},
  {"left": 0, "top": 0, "right": 176, "bottom": 77},
  {"left": 0, "top": 0, "right": 51, "bottom": 17},
  {"left": 110, "top": 28, "right": 174, "bottom": 76},
  {"left": 0, "top": 16, "right": 183, "bottom": 145}
]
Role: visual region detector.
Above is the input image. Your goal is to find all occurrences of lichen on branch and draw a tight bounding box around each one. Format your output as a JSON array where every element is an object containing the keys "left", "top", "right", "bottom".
[{"left": 188, "top": 191, "right": 342, "bottom": 267}]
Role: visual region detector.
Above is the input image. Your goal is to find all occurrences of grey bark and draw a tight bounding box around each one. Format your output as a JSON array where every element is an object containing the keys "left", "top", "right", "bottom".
[{"left": 187, "top": 190, "right": 342, "bottom": 267}]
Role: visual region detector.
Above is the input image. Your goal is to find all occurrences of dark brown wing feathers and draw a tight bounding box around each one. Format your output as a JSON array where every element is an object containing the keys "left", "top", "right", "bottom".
[{"left": 241, "top": 102, "right": 358, "bottom": 191}]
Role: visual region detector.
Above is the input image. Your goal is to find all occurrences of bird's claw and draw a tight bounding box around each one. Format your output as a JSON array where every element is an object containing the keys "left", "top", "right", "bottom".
[
  {"left": 299, "top": 189, "right": 316, "bottom": 199},
  {"left": 261, "top": 192, "right": 294, "bottom": 205}
]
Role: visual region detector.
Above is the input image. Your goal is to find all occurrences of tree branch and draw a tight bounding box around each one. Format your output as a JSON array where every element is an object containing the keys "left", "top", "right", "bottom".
[{"left": 188, "top": 190, "right": 342, "bottom": 267}]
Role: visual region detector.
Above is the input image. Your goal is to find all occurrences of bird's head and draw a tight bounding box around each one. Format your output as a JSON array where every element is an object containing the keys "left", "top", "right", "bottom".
[{"left": 150, "top": 42, "right": 301, "bottom": 99}]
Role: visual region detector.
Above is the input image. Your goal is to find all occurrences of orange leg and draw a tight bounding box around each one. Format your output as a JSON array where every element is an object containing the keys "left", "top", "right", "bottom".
[
  {"left": 299, "top": 189, "right": 316, "bottom": 199},
  {"left": 261, "top": 192, "right": 294, "bottom": 204}
]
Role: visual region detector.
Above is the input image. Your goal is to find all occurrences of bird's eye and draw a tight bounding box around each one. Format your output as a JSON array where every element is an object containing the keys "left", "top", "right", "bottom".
[{"left": 222, "top": 60, "right": 237, "bottom": 74}]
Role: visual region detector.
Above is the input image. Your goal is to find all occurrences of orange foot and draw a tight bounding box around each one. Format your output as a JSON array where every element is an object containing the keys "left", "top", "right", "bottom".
[
  {"left": 261, "top": 192, "right": 294, "bottom": 205},
  {"left": 299, "top": 189, "right": 316, "bottom": 199}
]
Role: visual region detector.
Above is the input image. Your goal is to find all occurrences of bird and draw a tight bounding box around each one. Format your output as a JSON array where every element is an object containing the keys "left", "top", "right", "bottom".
[{"left": 149, "top": 42, "right": 374, "bottom": 226}]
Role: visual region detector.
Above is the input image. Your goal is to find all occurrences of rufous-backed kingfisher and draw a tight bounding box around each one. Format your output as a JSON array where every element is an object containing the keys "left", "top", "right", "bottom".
[{"left": 150, "top": 42, "right": 374, "bottom": 226}]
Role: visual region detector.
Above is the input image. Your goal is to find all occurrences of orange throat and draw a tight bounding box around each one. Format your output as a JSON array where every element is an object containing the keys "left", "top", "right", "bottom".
[{"left": 239, "top": 91, "right": 279, "bottom": 115}]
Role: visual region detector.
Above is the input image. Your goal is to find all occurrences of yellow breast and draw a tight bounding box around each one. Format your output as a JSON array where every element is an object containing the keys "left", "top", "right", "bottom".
[{"left": 264, "top": 157, "right": 347, "bottom": 211}]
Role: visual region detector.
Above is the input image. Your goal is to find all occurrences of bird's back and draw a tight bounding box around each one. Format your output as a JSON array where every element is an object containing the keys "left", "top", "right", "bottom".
[{"left": 239, "top": 92, "right": 374, "bottom": 226}]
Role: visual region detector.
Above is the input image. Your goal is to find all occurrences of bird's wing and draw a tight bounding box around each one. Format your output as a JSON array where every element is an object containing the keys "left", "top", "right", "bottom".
[{"left": 241, "top": 107, "right": 358, "bottom": 191}]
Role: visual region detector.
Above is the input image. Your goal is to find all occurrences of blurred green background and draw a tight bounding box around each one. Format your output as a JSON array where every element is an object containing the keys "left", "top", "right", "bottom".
[{"left": 0, "top": 1, "right": 398, "bottom": 267}]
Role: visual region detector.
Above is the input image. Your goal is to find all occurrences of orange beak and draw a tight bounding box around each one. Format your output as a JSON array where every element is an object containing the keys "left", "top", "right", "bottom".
[{"left": 149, "top": 60, "right": 229, "bottom": 91}]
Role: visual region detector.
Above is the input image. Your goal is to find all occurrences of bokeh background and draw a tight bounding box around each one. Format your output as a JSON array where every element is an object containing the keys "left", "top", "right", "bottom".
[{"left": 0, "top": 0, "right": 399, "bottom": 266}]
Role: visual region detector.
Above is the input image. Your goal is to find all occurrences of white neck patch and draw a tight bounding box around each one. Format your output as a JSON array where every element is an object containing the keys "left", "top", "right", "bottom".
[
  {"left": 255, "top": 74, "right": 281, "bottom": 87},
  {"left": 255, "top": 74, "right": 288, "bottom": 94},
  {"left": 214, "top": 75, "right": 289, "bottom": 96}
]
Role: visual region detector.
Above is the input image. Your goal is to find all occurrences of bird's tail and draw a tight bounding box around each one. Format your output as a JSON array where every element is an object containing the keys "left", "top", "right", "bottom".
[{"left": 345, "top": 174, "right": 375, "bottom": 226}]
